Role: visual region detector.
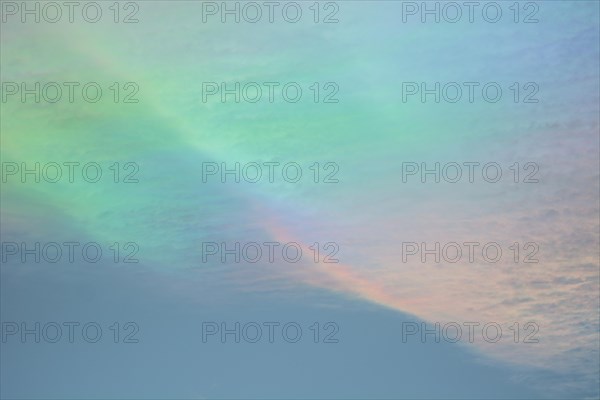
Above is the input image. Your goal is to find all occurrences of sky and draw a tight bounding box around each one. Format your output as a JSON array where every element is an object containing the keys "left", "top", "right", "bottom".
[{"left": 1, "top": 1, "right": 599, "bottom": 399}]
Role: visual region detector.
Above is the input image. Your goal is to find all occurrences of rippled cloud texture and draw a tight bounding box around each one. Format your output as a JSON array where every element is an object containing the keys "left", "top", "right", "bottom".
[{"left": 1, "top": 1, "right": 599, "bottom": 398}]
